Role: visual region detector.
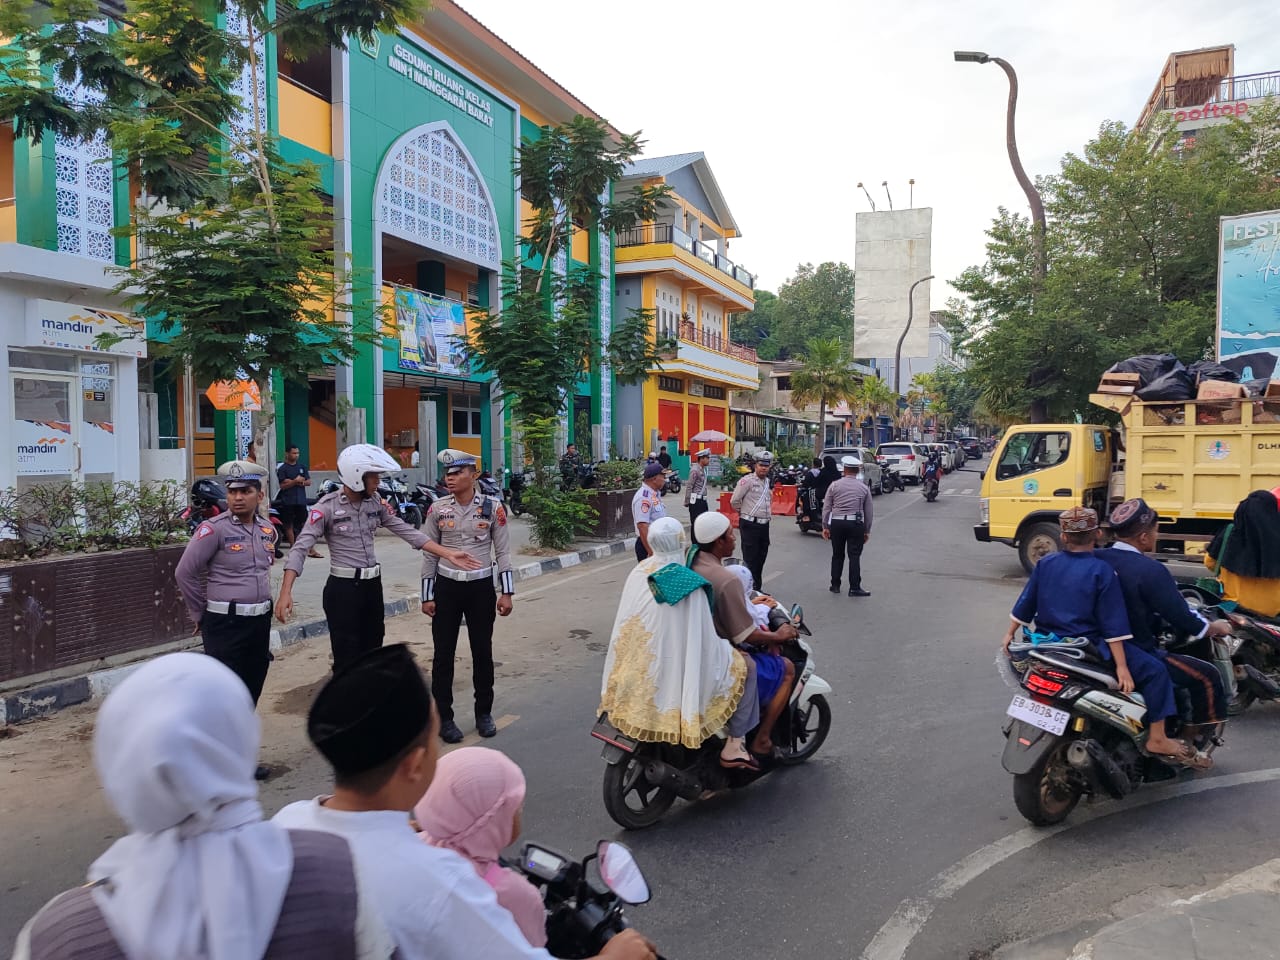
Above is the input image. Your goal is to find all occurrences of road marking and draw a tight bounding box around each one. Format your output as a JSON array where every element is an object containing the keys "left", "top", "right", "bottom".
[
  {"left": 858, "top": 766, "right": 1280, "bottom": 960},
  {"left": 517, "top": 555, "right": 635, "bottom": 600}
]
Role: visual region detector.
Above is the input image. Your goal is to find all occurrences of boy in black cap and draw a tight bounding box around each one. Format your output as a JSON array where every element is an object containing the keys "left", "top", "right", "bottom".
[
  {"left": 274, "top": 645, "right": 656, "bottom": 960},
  {"left": 1096, "top": 498, "right": 1232, "bottom": 730}
]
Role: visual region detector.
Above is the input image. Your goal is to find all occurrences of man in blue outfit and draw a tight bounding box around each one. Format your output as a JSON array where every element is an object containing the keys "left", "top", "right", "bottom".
[
  {"left": 1095, "top": 498, "right": 1232, "bottom": 729},
  {"left": 1000, "top": 506, "right": 1202, "bottom": 765}
]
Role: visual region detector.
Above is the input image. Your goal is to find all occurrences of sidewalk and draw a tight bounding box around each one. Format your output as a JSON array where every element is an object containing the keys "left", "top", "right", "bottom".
[
  {"left": 1065, "top": 859, "right": 1280, "bottom": 959},
  {"left": 0, "top": 514, "right": 638, "bottom": 725}
]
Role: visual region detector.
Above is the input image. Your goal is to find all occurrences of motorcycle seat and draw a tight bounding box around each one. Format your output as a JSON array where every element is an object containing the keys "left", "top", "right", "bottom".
[{"left": 1028, "top": 648, "right": 1119, "bottom": 690}]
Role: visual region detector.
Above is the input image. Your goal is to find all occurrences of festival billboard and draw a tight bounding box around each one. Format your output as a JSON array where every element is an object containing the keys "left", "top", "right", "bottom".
[
  {"left": 1217, "top": 209, "right": 1280, "bottom": 381},
  {"left": 394, "top": 288, "right": 469, "bottom": 376}
]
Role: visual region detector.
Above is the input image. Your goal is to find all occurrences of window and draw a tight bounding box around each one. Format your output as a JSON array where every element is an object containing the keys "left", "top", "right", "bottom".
[
  {"left": 776, "top": 376, "right": 792, "bottom": 391},
  {"left": 197, "top": 394, "right": 217, "bottom": 431},
  {"left": 467, "top": 281, "right": 481, "bottom": 306},
  {"left": 703, "top": 384, "right": 726, "bottom": 400},
  {"left": 996, "top": 431, "right": 1071, "bottom": 481},
  {"left": 658, "top": 375, "right": 683, "bottom": 393},
  {"left": 276, "top": 39, "right": 333, "bottom": 101},
  {"left": 451, "top": 392, "right": 482, "bottom": 436}
]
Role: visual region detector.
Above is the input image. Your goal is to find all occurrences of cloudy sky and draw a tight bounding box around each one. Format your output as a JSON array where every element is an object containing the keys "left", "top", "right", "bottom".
[{"left": 458, "top": 0, "right": 1278, "bottom": 304}]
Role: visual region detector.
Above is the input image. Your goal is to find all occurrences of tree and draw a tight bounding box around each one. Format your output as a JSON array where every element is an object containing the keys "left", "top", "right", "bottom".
[
  {"left": 0, "top": 0, "right": 428, "bottom": 461},
  {"left": 731, "top": 289, "right": 780, "bottom": 358},
  {"left": 850, "top": 374, "right": 898, "bottom": 434},
  {"left": 789, "top": 337, "right": 859, "bottom": 458},
  {"left": 952, "top": 104, "right": 1280, "bottom": 422},
  {"left": 770, "top": 262, "right": 856, "bottom": 360}
]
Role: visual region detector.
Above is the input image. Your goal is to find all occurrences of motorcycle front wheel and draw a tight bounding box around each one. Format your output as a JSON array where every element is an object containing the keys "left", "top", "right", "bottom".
[
  {"left": 602, "top": 754, "right": 677, "bottom": 830},
  {"left": 1012, "top": 740, "right": 1081, "bottom": 825},
  {"left": 775, "top": 695, "right": 832, "bottom": 765},
  {"left": 403, "top": 505, "right": 423, "bottom": 529}
]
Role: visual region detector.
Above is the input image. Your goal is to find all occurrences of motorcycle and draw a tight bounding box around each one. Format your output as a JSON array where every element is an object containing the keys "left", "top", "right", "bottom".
[
  {"left": 508, "top": 840, "right": 665, "bottom": 959},
  {"left": 878, "top": 457, "right": 904, "bottom": 492},
  {"left": 795, "top": 480, "right": 823, "bottom": 534},
  {"left": 661, "top": 469, "right": 681, "bottom": 496},
  {"left": 182, "top": 477, "right": 228, "bottom": 536},
  {"left": 1178, "top": 584, "right": 1280, "bottom": 714},
  {"left": 505, "top": 467, "right": 532, "bottom": 517},
  {"left": 478, "top": 469, "right": 504, "bottom": 500},
  {"left": 922, "top": 459, "right": 941, "bottom": 502},
  {"left": 1001, "top": 629, "right": 1228, "bottom": 825},
  {"left": 593, "top": 601, "right": 832, "bottom": 829},
  {"left": 378, "top": 474, "right": 423, "bottom": 528}
]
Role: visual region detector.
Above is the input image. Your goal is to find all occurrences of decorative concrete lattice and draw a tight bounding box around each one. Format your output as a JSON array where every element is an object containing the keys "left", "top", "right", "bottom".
[
  {"left": 225, "top": 4, "right": 268, "bottom": 161},
  {"left": 54, "top": 42, "right": 114, "bottom": 263}
]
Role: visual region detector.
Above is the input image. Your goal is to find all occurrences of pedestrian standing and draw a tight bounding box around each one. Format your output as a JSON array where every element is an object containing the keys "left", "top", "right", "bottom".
[
  {"left": 730, "top": 450, "right": 774, "bottom": 589},
  {"left": 823, "top": 454, "right": 873, "bottom": 597},
  {"left": 631, "top": 461, "right": 669, "bottom": 561},
  {"left": 275, "top": 443, "right": 322, "bottom": 557},
  {"left": 421, "top": 449, "right": 515, "bottom": 744},
  {"left": 656, "top": 446, "right": 672, "bottom": 470},
  {"left": 684, "top": 448, "right": 712, "bottom": 525},
  {"left": 275, "top": 443, "right": 480, "bottom": 671}
]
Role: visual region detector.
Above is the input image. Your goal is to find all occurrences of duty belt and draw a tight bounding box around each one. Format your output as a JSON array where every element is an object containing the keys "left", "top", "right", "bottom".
[
  {"left": 829, "top": 513, "right": 864, "bottom": 522},
  {"left": 206, "top": 599, "right": 272, "bottom": 616},
  {"left": 739, "top": 515, "right": 770, "bottom": 524},
  {"left": 438, "top": 564, "right": 494, "bottom": 583},
  {"left": 330, "top": 564, "right": 382, "bottom": 580}
]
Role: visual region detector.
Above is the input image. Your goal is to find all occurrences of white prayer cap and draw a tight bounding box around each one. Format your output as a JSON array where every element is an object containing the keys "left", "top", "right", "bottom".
[{"left": 693, "top": 511, "right": 731, "bottom": 545}]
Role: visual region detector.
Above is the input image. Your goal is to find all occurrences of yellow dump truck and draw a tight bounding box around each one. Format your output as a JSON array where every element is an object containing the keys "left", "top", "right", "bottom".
[{"left": 974, "top": 393, "right": 1280, "bottom": 572}]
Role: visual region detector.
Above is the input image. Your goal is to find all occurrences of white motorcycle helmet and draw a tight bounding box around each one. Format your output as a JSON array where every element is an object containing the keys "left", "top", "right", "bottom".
[{"left": 337, "top": 443, "right": 400, "bottom": 492}]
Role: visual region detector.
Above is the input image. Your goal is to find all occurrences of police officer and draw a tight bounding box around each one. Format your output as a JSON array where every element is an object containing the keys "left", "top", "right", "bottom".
[
  {"left": 822, "top": 454, "right": 873, "bottom": 597},
  {"left": 421, "top": 449, "right": 515, "bottom": 743},
  {"left": 731, "top": 450, "right": 774, "bottom": 589},
  {"left": 275, "top": 443, "right": 478, "bottom": 670},
  {"left": 684, "top": 448, "right": 712, "bottom": 524},
  {"left": 632, "top": 461, "right": 669, "bottom": 561}
]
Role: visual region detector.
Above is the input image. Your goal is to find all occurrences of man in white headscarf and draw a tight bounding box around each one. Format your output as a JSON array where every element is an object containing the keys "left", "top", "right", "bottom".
[
  {"left": 11, "top": 653, "right": 392, "bottom": 960},
  {"left": 599, "top": 516, "right": 762, "bottom": 770}
]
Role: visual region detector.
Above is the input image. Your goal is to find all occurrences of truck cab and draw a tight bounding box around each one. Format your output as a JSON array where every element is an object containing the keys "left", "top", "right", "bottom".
[{"left": 975, "top": 423, "right": 1113, "bottom": 573}]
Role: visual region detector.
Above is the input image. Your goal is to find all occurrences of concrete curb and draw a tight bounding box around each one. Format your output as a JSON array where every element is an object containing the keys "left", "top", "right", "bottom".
[{"left": 1, "top": 536, "right": 637, "bottom": 726}]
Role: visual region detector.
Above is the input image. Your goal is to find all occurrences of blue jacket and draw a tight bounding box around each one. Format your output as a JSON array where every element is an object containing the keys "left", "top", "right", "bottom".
[{"left": 1093, "top": 545, "right": 1207, "bottom": 654}]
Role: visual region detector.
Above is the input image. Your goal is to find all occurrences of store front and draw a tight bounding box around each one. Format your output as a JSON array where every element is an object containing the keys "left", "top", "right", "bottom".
[{"left": 3, "top": 298, "right": 144, "bottom": 491}]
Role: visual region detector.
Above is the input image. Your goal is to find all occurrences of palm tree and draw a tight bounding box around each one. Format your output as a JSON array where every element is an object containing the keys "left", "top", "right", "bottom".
[{"left": 789, "top": 337, "right": 859, "bottom": 458}]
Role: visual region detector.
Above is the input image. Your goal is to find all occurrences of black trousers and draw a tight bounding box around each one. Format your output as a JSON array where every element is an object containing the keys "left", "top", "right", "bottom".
[
  {"left": 202, "top": 611, "right": 272, "bottom": 704},
  {"left": 323, "top": 575, "right": 385, "bottom": 671},
  {"left": 739, "top": 520, "right": 770, "bottom": 590},
  {"left": 635, "top": 537, "right": 648, "bottom": 563},
  {"left": 1166, "top": 652, "right": 1227, "bottom": 724},
  {"left": 829, "top": 519, "right": 866, "bottom": 590},
  {"left": 688, "top": 498, "right": 709, "bottom": 526},
  {"left": 432, "top": 576, "right": 498, "bottom": 722}
]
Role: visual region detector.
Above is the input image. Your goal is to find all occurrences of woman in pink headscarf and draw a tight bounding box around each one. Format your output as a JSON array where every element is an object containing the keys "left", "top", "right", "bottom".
[{"left": 412, "top": 747, "right": 546, "bottom": 948}]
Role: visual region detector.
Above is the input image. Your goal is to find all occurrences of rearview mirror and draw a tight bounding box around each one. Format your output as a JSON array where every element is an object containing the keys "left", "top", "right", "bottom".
[
  {"left": 596, "top": 841, "right": 651, "bottom": 904},
  {"left": 980, "top": 470, "right": 986, "bottom": 481},
  {"left": 790, "top": 603, "right": 804, "bottom": 625}
]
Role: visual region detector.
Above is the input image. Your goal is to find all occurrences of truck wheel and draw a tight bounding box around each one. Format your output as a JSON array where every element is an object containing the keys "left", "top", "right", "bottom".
[{"left": 1018, "top": 522, "right": 1061, "bottom": 574}]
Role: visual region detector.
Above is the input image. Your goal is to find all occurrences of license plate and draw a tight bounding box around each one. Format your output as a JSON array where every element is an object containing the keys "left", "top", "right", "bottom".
[{"left": 1006, "top": 695, "right": 1070, "bottom": 736}]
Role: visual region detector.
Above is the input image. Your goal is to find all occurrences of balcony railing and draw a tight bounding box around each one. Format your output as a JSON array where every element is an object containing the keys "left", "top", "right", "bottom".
[
  {"left": 1147, "top": 70, "right": 1280, "bottom": 119},
  {"left": 674, "top": 319, "right": 757, "bottom": 363},
  {"left": 615, "top": 223, "right": 756, "bottom": 290}
]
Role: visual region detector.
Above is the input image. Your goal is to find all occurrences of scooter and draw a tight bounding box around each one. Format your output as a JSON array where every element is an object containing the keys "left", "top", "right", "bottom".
[
  {"left": 922, "top": 460, "right": 941, "bottom": 502},
  {"left": 593, "top": 601, "right": 832, "bottom": 829},
  {"left": 1001, "top": 629, "right": 1227, "bottom": 825},
  {"left": 504, "top": 467, "right": 532, "bottom": 517},
  {"left": 377, "top": 474, "right": 422, "bottom": 528},
  {"left": 878, "top": 458, "right": 905, "bottom": 492},
  {"left": 182, "top": 477, "right": 228, "bottom": 536},
  {"left": 661, "top": 470, "right": 681, "bottom": 496},
  {"left": 1178, "top": 584, "right": 1280, "bottom": 714},
  {"left": 477, "top": 469, "right": 504, "bottom": 500},
  {"left": 508, "top": 841, "right": 665, "bottom": 959},
  {"left": 795, "top": 481, "right": 823, "bottom": 534}
]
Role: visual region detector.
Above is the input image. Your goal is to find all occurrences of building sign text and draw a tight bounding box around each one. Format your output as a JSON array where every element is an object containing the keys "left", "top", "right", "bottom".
[{"left": 389, "top": 45, "right": 494, "bottom": 128}]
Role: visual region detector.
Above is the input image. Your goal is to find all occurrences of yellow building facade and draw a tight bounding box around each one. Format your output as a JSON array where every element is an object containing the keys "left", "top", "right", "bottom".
[{"left": 611, "top": 153, "right": 758, "bottom": 459}]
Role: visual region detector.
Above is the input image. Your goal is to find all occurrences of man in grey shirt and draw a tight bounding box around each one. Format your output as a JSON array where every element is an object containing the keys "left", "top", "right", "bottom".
[{"left": 822, "top": 454, "right": 873, "bottom": 597}]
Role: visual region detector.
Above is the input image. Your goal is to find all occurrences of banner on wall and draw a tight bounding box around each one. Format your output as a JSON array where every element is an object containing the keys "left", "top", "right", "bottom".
[
  {"left": 394, "top": 288, "right": 469, "bottom": 376},
  {"left": 1217, "top": 210, "right": 1280, "bottom": 381},
  {"left": 15, "top": 418, "right": 74, "bottom": 476}
]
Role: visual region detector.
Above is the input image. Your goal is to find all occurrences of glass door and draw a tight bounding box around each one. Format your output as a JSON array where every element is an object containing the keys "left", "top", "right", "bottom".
[{"left": 12, "top": 372, "right": 80, "bottom": 489}]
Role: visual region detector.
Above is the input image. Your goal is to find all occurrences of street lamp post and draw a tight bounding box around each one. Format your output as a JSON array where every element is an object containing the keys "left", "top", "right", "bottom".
[
  {"left": 954, "top": 51, "right": 1046, "bottom": 280},
  {"left": 893, "top": 273, "right": 935, "bottom": 397}
]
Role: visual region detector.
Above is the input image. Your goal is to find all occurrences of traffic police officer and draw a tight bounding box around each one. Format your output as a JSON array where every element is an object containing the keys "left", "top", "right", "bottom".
[
  {"left": 731, "top": 450, "right": 774, "bottom": 589},
  {"left": 684, "top": 448, "right": 712, "bottom": 524},
  {"left": 276, "top": 443, "right": 478, "bottom": 670},
  {"left": 421, "top": 448, "right": 515, "bottom": 743},
  {"left": 822, "top": 454, "right": 873, "bottom": 596},
  {"left": 632, "top": 460, "right": 668, "bottom": 561},
  {"left": 175, "top": 460, "right": 277, "bottom": 778}
]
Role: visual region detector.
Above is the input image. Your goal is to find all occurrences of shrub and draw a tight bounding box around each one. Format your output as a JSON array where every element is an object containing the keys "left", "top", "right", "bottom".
[
  {"left": 0, "top": 480, "right": 188, "bottom": 560},
  {"left": 594, "top": 458, "right": 643, "bottom": 491}
]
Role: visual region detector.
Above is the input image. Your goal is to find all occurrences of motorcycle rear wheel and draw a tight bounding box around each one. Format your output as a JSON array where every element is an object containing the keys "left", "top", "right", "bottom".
[
  {"left": 603, "top": 754, "right": 677, "bottom": 830},
  {"left": 775, "top": 695, "right": 831, "bottom": 765},
  {"left": 1012, "top": 740, "right": 1081, "bottom": 825}
]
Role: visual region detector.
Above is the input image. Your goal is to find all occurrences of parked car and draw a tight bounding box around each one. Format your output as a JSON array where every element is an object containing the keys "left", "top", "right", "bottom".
[
  {"left": 943, "top": 439, "right": 965, "bottom": 469},
  {"left": 876, "top": 441, "right": 927, "bottom": 484},
  {"left": 959, "top": 437, "right": 982, "bottom": 459},
  {"left": 820, "top": 446, "right": 885, "bottom": 494}
]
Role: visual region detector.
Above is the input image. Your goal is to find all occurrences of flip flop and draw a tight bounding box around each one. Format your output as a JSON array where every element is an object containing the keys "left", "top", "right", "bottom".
[{"left": 719, "top": 753, "right": 760, "bottom": 771}]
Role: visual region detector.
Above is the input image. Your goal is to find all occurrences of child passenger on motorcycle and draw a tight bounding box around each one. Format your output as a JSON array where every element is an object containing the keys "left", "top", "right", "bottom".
[{"left": 1000, "top": 507, "right": 1203, "bottom": 766}]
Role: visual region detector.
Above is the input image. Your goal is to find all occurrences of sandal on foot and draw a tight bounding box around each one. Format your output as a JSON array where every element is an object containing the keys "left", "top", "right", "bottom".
[
  {"left": 1148, "top": 741, "right": 1195, "bottom": 762},
  {"left": 719, "top": 752, "right": 760, "bottom": 771}
]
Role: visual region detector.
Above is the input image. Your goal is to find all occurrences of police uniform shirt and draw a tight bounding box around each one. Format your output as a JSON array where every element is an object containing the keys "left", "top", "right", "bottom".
[
  {"left": 631, "top": 484, "right": 667, "bottom": 534},
  {"left": 730, "top": 473, "right": 772, "bottom": 522},
  {"left": 421, "top": 492, "right": 515, "bottom": 597},
  {"left": 822, "top": 476, "right": 874, "bottom": 532},
  {"left": 175, "top": 512, "right": 276, "bottom": 625},
  {"left": 285, "top": 489, "right": 430, "bottom": 575},
  {"left": 684, "top": 464, "right": 707, "bottom": 506}
]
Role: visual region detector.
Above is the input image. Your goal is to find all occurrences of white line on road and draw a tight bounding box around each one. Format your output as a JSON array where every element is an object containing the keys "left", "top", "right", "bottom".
[
  {"left": 517, "top": 555, "right": 636, "bottom": 600},
  {"left": 858, "top": 766, "right": 1280, "bottom": 960}
]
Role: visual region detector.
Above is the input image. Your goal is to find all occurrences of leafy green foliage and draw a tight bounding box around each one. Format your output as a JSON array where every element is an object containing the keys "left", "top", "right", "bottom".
[
  {"left": 789, "top": 337, "right": 859, "bottom": 457},
  {"left": 953, "top": 103, "right": 1280, "bottom": 421},
  {"left": 593, "top": 457, "right": 643, "bottom": 491},
  {"left": 0, "top": 480, "right": 187, "bottom": 559},
  {"left": 517, "top": 416, "right": 597, "bottom": 550},
  {"left": 735, "top": 263, "right": 855, "bottom": 361}
]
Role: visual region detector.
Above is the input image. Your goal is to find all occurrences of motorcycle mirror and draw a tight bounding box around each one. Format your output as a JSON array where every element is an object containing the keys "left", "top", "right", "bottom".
[
  {"left": 595, "top": 841, "right": 651, "bottom": 905},
  {"left": 789, "top": 603, "right": 804, "bottom": 626},
  {"left": 979, "top": 470, "right": 986, "bottom": 481}
]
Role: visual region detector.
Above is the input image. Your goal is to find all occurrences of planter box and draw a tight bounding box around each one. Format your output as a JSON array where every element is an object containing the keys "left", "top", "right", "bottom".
[
  {"left": 583, "top": 489, "right": 634, "bottom": 540},
  {"left": 0, "top": 544, "right": 189, "bottom": 684}
]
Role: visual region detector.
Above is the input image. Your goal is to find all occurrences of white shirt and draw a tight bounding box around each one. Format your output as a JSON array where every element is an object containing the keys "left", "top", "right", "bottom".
[
  {"left": 631, "top": 483, "right": 667, "bottom": 533},
  {"left": 274, "top": 799, "right": 551, "bottom": 960}
]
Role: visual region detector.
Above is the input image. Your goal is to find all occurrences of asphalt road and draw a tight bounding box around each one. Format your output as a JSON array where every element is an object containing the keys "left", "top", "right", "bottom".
[{"left": 4, "top": 458, "right": 1279, "bottom": 959}]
